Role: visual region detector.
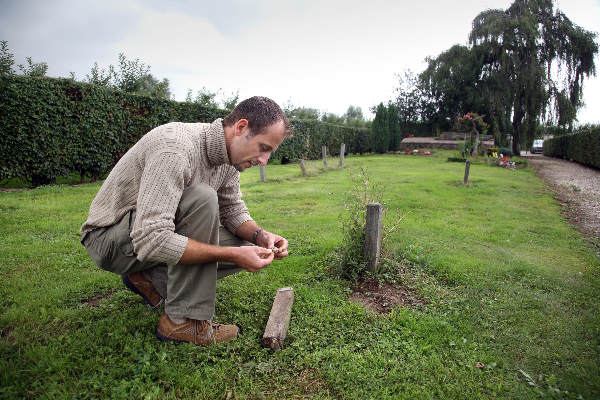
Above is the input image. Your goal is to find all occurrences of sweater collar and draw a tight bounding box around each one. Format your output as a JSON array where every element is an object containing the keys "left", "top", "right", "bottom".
[{"left": 206, "top": 118, "right": 230, "bottom": 167}]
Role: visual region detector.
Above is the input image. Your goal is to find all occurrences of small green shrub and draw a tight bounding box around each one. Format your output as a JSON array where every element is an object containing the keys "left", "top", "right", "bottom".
[{"left": 331, "top": 167, "right": 405, "bottom": 280}]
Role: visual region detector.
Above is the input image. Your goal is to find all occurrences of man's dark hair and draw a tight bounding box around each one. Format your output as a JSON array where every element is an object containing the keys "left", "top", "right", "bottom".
[{"left": 223, "top": 96, "right": 292, "bottom": 137}]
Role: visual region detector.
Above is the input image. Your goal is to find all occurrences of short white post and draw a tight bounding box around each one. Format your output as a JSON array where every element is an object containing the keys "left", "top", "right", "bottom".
[
  {"left": 322, "top": 146, "right": 327, "bottom": 168},
  {"left": 260, "top": 165, "right": 266, "bottom": 182},
  {"left": 364, "top": 203, "right": 383, "bottom": 273},
  {"left": 339, "top": 143, "right": 345, "bottom": 167}
]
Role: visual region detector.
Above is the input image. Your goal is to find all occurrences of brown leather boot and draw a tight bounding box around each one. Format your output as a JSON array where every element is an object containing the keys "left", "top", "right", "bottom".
[
  {"left": 155, "top": 313, "right": 240, "bottom": 346},
  {"left": 122, "top": 271, "right": 163, "bottom": 308}
]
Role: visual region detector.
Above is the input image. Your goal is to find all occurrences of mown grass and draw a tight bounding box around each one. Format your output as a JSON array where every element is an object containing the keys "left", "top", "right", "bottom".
[{"left": 1, "top": 151, "right": 598, "bottom": 399}]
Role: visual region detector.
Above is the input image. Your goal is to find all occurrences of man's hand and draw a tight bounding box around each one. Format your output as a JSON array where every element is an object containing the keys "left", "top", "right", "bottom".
[
  {"left": 257, "top": 230, "right": 289, "bottom": 259},
  {"left": 232, "top": 246, "right": 275, "bottom": 272}
]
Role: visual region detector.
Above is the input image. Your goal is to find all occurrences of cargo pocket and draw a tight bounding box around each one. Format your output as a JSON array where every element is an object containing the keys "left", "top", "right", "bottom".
[
  {"left": 115, "top": 210, "right": 135, "bottom": 257},
  {"left": 83, "top": 228, "right": 117, "bottom": 270}
]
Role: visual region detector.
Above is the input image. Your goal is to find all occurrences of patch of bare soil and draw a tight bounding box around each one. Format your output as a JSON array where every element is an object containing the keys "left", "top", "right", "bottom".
[
  {"left": 82, "top": 289, "right": 120, "bottom": 307},
  {"left": 350, "top": 277, "right": 427, "bottom": 314},
  {"left": 525, "top": 155, "right": 600, "bottom": 253}
]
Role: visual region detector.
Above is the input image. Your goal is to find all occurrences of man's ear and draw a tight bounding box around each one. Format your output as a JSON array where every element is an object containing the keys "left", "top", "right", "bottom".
[{"left": 234, "top": 119, "right": 249, "bottom": 137}]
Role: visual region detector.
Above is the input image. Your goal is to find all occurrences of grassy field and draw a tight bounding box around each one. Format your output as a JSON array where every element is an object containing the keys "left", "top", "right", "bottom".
[{"left": 1, "top": 151, "right": 598, "bottom": 399}]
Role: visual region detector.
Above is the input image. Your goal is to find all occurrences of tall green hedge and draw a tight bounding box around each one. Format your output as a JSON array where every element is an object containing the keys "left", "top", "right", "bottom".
[
  {"left": 0, "top": 75, "right": 372, "bottom": 185},
  {"left": 543, "top": 128, "right": 600, "bottom": 169},
  {"left": 0, "top": 75, "right": 227, "bottom": 185}
]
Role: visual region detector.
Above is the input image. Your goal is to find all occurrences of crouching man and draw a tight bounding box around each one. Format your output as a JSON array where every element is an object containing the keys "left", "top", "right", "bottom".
[{"left": 80, "top": 96, "right": 291, "bottom": 346}]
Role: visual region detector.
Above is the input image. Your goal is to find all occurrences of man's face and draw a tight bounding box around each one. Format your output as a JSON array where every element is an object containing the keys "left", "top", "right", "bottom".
[{"left": 229, "top": 120, "right": 286, "bottom": 172}]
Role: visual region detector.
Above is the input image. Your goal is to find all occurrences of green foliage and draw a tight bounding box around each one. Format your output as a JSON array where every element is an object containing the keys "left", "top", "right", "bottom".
[
  {"left": 470, "top": 0, "right": 599, "bottom": 153},
  {"left": 321, "top": 112, "right": 345, "bottom": 125},
  {"left": 272, "top": 119, "right": 370, "bottom": 161},
  {"left": 17, "top": 56, "right": 48, "bottom": 77},
  {"left": 419, "top": 45, "right": 484, "bottom": 127},
  {"left": 191, "top": 86, "right": 220, "bottom": 107},
  {"left": 371, "top": 103, "right": 389, "bottom": 153},
  {"left": 222, "top": 90, "right": 239, "bottom": 110},
  {"left": 0, "top": 74, "right": 227, "bottom": 186},
  {"left": 332, "top": 167, "right": 383, "bottom": 279},
  {"left": 387, "top": 103, "right": 401, "bottom": 151},
  {"left": 85, "top": 53, "right": 171, "bottom": 99},
  {"left": 543, "top": 128, "right": 600, "bottom": 168},
  {"left": 284, "top": 105, "right": 321, "bottom": 120},
  {"left": 0, "top": 40, "right": 15, "bottom": 75},
  {"left": 343, "top": 105, "right": 368, "bottom": 128},
  {"left": 0, "top": 74, "right": 370, "bottom": 185}
]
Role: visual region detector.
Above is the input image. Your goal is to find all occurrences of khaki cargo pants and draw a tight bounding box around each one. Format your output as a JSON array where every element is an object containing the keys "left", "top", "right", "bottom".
[{"left": 81, "top": 184, "right": 250, "bottom": 321}]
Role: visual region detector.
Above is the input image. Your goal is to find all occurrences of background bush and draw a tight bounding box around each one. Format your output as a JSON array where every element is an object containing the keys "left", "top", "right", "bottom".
[
  {"left": 543, "top": 126, "right": 600, "bottom": 169},
  {"left": 0, "top": 75, "right": 371, "bottom": 186}
]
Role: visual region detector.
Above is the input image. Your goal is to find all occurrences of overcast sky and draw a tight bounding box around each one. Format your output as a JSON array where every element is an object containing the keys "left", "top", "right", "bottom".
[{"left": 1, "top": 0, "right": 598, "bottom": 122}]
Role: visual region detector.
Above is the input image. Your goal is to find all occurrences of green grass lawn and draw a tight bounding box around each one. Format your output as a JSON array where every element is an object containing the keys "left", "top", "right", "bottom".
[{"left": 1, "top": 152, "right": 598, "bottom": 399}]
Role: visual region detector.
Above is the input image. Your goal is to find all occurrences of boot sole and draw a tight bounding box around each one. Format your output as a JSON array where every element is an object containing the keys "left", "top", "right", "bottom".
[
  {"left": 122, "top": 275, "right": 163, "bottom": 309},
  {"left": 155, "top": 328, "right": 240, "bottom": 345},
  {"left": 155, "top": 329, "right": 184, "bottom": 344}
]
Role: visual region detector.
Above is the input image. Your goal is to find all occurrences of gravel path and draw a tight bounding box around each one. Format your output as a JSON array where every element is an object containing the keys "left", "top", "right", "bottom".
[{"left": 524, "top": 154, "right": 600, "bottom": 250}]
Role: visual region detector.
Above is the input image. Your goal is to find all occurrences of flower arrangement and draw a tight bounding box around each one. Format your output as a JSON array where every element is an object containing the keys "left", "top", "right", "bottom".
[
  {"left": 403, "top": 149, "right": 432, "bottom": 155},
  {"left": 493, "top": 154, "right": 516, "bottom": 169}
]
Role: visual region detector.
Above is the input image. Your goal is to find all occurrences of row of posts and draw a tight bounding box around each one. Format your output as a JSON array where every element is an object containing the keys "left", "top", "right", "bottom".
[
  {"left": 260, "top": 153, "right": 471, "bottom": 274},
  {"left": 259, "top": 143, "right": 346, "bottom": 182}
]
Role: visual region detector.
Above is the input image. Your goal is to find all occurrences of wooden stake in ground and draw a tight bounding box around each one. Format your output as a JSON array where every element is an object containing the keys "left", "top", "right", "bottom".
[
  {"left": 364, "top": 203, "right": 383, "bottom": 273},
  {"left": 299, "top": 159, "right": 307, "bottom": 176},
  {"left": 260, "top": 165, "right": 266, "bottom": 182},
  {"left": 262, "top": 287, "right": 294, "bottom": 350},
  {"left": 463, "top": 160, "right": 471, "bottom": 185},
  {"left": 339, "top": 143, "right": 345, "bottom": 167},
  {"left": 322, "top": 146, "right": 327, "bottom": 168}
]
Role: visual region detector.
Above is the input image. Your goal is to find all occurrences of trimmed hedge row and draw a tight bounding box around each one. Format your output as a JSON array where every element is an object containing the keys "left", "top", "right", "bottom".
[
  {"left": 274, "top": 119, "right": 370, "bottom": 162},
  {"left": 0, "top": 75, "right": 227, "bottom": 185},
  {"left": 543, "top": 129, "right": 600, "bottom": 169},
  {"left": 1, "top": 75, "right": 371, "bottom": 186}
]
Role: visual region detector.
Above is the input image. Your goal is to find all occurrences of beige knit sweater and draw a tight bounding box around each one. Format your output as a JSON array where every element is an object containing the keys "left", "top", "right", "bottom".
[{"left": 81, "top": 118, "right": 252, "bottom": 265}]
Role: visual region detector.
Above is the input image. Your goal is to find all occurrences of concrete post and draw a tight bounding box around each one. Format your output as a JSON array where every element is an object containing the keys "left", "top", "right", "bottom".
[
  {"left": 339, "top": 143, "right": 345, "bottom": 167},
  {"left": 260, "top": 165, "right": 266, "bottom": 182}
]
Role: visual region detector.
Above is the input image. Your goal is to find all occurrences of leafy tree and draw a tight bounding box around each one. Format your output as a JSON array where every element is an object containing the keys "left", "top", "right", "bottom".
[
  {"left": 470, "top": 0, "right": 598, "bottom": 153},
  {"left": 85, "top": 53, "right": 171, "bottom": 99},
  {"left": 194, "top": 86, "right": 220, "bottom": 107},
  {"left": 395, "top": 70, "right": 421, "bottom": 123},
  {"left": 343, "top": 105, "right": 367, "bottom": 127},
  {"left": 0, "top": 40, "right": 15, "bottom": 75},
  {"left": 321, "top": 112, "right": 345, "bottom": 125},
  {"left": 371, "top": 103, "right": 390, "bottom": 153},
  {"left": 137, "top": 75, "right": 171, "bottom": 99},
  {"left": 17, "top": 57, "right": 47, "bottom": 77},
  {"left": 86, "top": 62, "right": 114, "bottom": 86},
  {"left": 387, "top": 103, "right": 401, "bottom": 151},
  {"left": 222, "top": 90, "right": 239, "bottom": 110},
  {"left": 418, "top": 46, "right": 484, "bottom": 127},
  {"left": 284, "top": 105, "right": 321, "bottom": 120},
  {"left": 113, "top": 53, "right": 150, "bottom": 93}
]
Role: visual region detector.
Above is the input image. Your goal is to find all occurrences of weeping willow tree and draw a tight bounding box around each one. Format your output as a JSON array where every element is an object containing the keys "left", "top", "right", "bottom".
[{"left": 470, "top": 0, "right": 598, "bottom": 153}]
